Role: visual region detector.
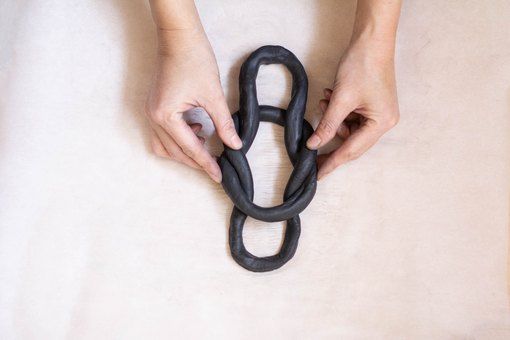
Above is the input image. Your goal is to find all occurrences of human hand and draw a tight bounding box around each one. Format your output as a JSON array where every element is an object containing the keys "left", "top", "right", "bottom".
[
  {"left": 306, "top": 37, "right": 400, "bottom": 180},
  {"left": 145, "top": 28, "right": 242, "bottom": 183}
]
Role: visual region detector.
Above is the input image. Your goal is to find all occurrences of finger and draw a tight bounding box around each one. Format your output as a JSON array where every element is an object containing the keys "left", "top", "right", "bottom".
[
  {"left": 202, "top": 94, "right": 242, "bottom": 150},
  {"left": 338, "top": 122, "right": 350, "bottom": 139},
  {"left": 317, "top": 154, "right": 328, "bottom": 169},
  {"left": 150, "top": 132, "right": 171, "bottom": 159},
  {"left": 322, "top": 99, "right": 359, "bottom": 123},
  {"left": 318, "top": 120, "right": 385, "bottom": 180},
  {"left": 320, "top": 100, "right": 350, "bottom": 139},
  {"left": 190, "top": 123, "right": 206, "bottom": 144},
  {"left": 323, "top": 88, "right": 333, "bottom": 100},
  {"left": 152, "top": 124, "right": 202, "bottom": 170},
  {"left": 155, "top": 116, "right": 220, "bottom": 180},
  {"left": 189, "top": 123, "right": 202, "bottom": 135},
  {"left": 163, "top": 118, "right": 222, "bottom": 183},
  {"left": 319, "top": 99, "right": 328, "bottom": 113},
  {"left": 307, "top": 91, "right": 357, "bottom": 150},
  {"left": 151, "top": 123, "right": 201, "bottom": 168}
]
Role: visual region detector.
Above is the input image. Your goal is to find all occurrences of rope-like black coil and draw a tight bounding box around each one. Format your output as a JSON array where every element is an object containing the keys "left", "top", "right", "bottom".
[{"left": 219, "top": 45, "right": 317, "bottom": 272}]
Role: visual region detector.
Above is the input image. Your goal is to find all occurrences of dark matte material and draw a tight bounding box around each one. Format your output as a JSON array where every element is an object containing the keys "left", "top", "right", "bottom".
[{"left": 219, "top": 45, "right": 318, "bottom": 272}]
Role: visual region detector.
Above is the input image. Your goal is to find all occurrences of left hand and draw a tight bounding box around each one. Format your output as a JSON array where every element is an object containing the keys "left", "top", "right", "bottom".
[
  {"left": 306, "top": 38, "right": 400, "bottom": 180},
  {"left": 144, "top": 28, "right": 241, "bottom": 183}
]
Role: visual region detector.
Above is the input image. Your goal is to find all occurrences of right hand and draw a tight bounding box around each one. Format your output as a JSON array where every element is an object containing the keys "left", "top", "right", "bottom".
[{"left": 145, "top": 28, "right": 242, "bottom": 183}]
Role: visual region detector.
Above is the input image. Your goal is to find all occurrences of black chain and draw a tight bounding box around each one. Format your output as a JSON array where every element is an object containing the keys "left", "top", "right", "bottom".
[{"left": 219, "top": 45, "right": 317, "bottom": 272}]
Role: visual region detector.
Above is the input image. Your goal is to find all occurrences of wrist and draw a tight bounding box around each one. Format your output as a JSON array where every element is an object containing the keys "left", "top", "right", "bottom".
[
  {"left": 149, "top": 0, "right": 208, "bottom": 56},
  {"left": 149, "top": 0, "right": 203, "bottom": 34},
  {"left": 156, "top": 26, "right": 210, "bottom": 57},
  {"left": 349, "top": 0, "right": 401, "bottom": 63},
  {"left": 349, "top": 26, "right": 396, "bottom": 65}
]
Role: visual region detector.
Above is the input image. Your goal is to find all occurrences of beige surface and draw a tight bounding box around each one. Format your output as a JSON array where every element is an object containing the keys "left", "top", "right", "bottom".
[{"left": 1, "top": 0, "right": 509, "bottom": 339}]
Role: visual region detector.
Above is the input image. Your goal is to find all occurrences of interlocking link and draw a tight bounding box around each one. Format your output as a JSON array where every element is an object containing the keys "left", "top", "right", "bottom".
[{"left": 219, "top": 45, "right": 317, "bottom": 272}]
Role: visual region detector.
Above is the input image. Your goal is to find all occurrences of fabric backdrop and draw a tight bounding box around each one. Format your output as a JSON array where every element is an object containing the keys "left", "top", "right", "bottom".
[{"left": 1, "top": 0, "right": 509, "bottom": 339}]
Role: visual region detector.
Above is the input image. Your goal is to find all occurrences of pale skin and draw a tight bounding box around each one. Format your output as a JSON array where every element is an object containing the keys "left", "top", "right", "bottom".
[{"left": 146, "top": 0, "right": 402, "bottom": 182}]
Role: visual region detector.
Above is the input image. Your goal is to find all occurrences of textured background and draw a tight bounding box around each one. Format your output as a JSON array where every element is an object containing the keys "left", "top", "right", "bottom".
[{"left": 1, "top": 0, "right": 509, "bottom": 339}]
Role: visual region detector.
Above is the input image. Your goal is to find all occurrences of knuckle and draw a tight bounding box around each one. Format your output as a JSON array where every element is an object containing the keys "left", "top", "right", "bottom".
[
  {"left": 201, "top": 93, "right": 224, "bottom": 113},
  {"left": 181, "top": 145, "right": 196, "bottom": 159},
  {"left": 345, "top": 148, "right": 361, "bottom": 161},
  {"left": 331, "top": 157, "right": 343, "bottom": 169},
  {"left": 318, "top": 118, "right": 336, "bottom": 137},
  {"left": 164, "top": 112, "right": 181, "bottom": 126},
  {"left": 335, "top": 89, "right": 358, "bottom": 107},
  {"left": 221, "top": 118, "right": 236, "bottom": 135},
  {"left": 379, "top": 114, "right": 399, "bottom": 131},
  {"left": 146, "top": 106, "right": 181, "bottom": 127},
  {"left": 147, "top": 108, "right": 166, "bottom": 125},
  {"left": 329, "top": 154, "right": 344, "bottom": 169},
  {"left": 386, "top": 113, "right": 400, "bottom": 129}
]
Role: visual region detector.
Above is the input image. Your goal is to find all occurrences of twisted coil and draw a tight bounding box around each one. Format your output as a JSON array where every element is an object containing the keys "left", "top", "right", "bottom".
[{"left": 219, "top": 45, "right": 317, "bottom": 272}]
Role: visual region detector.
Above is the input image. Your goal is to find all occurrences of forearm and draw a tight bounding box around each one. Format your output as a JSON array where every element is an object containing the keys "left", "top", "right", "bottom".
[
  {"left": 351, "top": 0, "right": 402, "bottom": 59},
  {"left": 148, "top": 0, "right": 208, "bottom": 56},
  {"left": 149, "top": 0, "right": 202, "bottom": 31}
]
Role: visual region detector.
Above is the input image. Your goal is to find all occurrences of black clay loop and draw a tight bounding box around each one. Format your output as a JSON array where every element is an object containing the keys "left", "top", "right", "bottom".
[{"left": 219, "top": 45, "right": 318, "bottom": 272}]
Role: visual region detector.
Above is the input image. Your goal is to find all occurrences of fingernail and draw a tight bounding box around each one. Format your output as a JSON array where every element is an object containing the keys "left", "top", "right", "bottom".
[
  {"left": 231, "top": 135, "right": 243, "bottom": 149},
  {"left": 307, "top": 135, "right": 321, "bottom": 149}
]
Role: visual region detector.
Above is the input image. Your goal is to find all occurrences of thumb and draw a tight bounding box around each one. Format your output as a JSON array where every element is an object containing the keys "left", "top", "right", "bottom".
[
  {"left": 203, "top": 94, "right": 242, "bottom": 150},
  {"left": 307, "top": 92, "right": 356, "bottom": 150}
]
